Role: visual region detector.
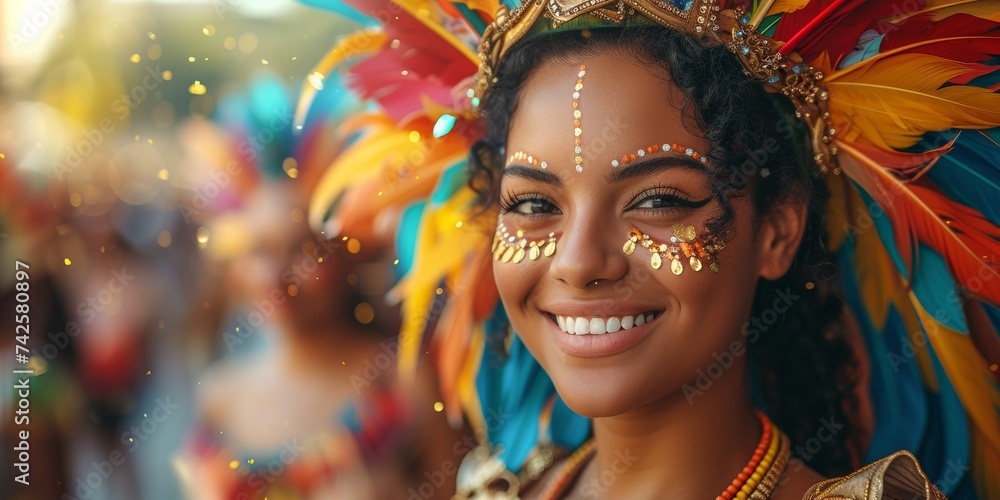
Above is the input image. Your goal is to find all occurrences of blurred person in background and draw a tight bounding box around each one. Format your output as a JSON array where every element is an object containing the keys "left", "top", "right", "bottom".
[{"left": 174, "top": 74, "right": 463, "bottom": 500}]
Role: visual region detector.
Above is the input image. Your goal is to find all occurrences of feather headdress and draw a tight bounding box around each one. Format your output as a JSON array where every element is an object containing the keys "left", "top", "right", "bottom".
[{"left": 299, "top": 0, "right": 1000, "bottom": 496}]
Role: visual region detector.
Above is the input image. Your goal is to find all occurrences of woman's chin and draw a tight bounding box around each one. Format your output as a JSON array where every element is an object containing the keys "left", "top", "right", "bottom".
[{"left": 550, "top": 377, "right": 646, "bottom": 418}]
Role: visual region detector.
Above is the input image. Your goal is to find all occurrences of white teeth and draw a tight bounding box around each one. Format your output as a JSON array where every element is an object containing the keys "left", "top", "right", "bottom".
[
  {"left": 555, "top": 313, "right": 656, "bottom": 334},
  {"left": 621, "top": 315, "right": 634, "bottom": 330},
  {"left": 606, "top": 317, "right": 621, "bottom": 333},
  {"left": 590, "top": 318, "right": 606, "bottom": 334}
]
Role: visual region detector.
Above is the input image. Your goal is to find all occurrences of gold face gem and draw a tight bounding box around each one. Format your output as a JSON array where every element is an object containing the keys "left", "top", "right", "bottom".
[
  {"left": 495, "top": 218, "right": 558, "bottom": 264},
  {"left": 624, "top": 225, "right": 726, "bottom": 274}
]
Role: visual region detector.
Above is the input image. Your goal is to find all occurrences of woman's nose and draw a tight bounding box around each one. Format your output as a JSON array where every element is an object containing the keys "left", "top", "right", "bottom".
[{"left": 547, "top": 210, "right": 628, "bottom": 290}]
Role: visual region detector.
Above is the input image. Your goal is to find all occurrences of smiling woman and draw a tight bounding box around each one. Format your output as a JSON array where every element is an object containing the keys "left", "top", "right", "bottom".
[
  {"left": 475, "top": 29, "right": 855, "bottom": 497},
  {"left": 300, "top": 0, "right": 1000, "bottom": 498}
]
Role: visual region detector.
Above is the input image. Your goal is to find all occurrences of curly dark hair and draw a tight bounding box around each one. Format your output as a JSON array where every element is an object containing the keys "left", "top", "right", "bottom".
[{"left": 469, "top": 25, "right": 862, "bottom": 476}]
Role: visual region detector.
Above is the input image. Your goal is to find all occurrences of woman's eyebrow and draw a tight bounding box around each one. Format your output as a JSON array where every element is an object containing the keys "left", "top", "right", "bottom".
[
  {"left": 502, "top": 164, "right": 564, "bottom": 186},
  {"left": 606, "top": 156, "right": 707, "bottom": 183}
]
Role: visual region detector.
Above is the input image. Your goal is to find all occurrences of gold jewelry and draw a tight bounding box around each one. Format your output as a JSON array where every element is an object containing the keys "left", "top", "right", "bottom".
[
  {"left": 508, "top": 150, "right": 548, "bottom": 169},
  {"left": 571, "top": 64, "right": 586, "bottom": 172},
  {"left": 611, "top": 142, "right": 709, "bottom": 168},
  {"left": 623, "top": 223, "right": 725, "bottom": 274},
  {"left": 476, "top": 0, "right": 838, "bottom": 173},
  {"left": 493, "top": 217, "right": 557, "bottom": 263},
  {"left": 540, "top": 412, "right": 790, "bottom": 500}
]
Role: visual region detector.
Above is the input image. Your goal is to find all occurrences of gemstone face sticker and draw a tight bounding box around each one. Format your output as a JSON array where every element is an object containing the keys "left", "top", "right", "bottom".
[
  {"left": 493, "top": 215, "right": 557, "bottom": 264},
  {"left": 624, "top": 224, "right": 725, "bottom": 274}
]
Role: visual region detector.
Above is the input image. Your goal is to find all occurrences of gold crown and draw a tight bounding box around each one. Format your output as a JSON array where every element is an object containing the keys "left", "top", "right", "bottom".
[{"left": 475, "top": 0, "right": 839, "bottom": 173}]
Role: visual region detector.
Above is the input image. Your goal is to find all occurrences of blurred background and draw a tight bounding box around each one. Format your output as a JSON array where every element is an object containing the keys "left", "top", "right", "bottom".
[{"left": 0, "top": 1, "right": 463, "bottom": 498}]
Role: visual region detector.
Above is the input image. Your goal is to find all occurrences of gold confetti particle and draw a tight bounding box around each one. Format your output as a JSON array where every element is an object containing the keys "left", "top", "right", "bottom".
[
  {"left": 354, "top": 303, "right": 375, "bottom": 324},
  {"left": 148, "top": 32, "right": 157, "bottom": 40},
  {"left": 64, "top": 258, "right": 71, "bottom": 266},
  {"left": 341, "top": 361, "right": 346, "bottom": 365},
  {"left": 307, "top": 72, "right": 324, "bottom": 90},
  {"left": 196, "top": 227, "right": 210, "bottom": 245},
  {"left": 158, "top": 230, "right": 172, "bottom": 248},
  {"left": 161, "top": 70, "right": 172, "bottom": 80},
  {"left": 69, "top": 193, "right": 82, "bottom": 207},
  {"left": 247, "top": 458, "right": 255, "bottom": 465},
  {"left": 188, "top": 56, "right": 196, "bottom": 62},
  {"left": 390, "top": 39, "right": 400, "bottom": 49},
  {"left": 282, "top": 157, "right": 298, "bottom": 179},
  {"left": 456, "top": 221, "right": 463, "bottom": 228},
  {"left": 393, "top": 259, "right": 399, "bottom": 265},
  {"left": 805, "top": 282, "right": 815, "bottom": 290},
  {"left": 130, "top": 53, "right": 141, "bottom": 63},
  {"left": 433, "top": 402, "right": 444, "bottom": 412},
  {"left": 287, "top": 284, "right": 298, "bottom": 297},
  {"left": 342, "top": 236, "right": 349, "bottom": 241},
  {"left": 134, "top": 135, "right": 141, "bottom": 141},
  {"left": 0, "top": 153, "right": 5, "bottom": 159},
  {"left": 401, "top": 70, "right": 409, "bottom": 76},
  {"left": 261, "top": 59, "right": 268, "bottom": 65},
  {"left": 147, "top": 138, "right": 153, "bottom": 144},
  {"left": 408, "top": 131, "right": 420, "bottom": 143},
  {"left": 224, "top": 37, "right": 237, "bottom": 50},
  {"left": 991, "top": 364, "right": 998, "bottom": 372},
  {"left": 347, "top": 238, "right": 361, "bottom": 254},
  {"left": 188, "top": 81, "right": 207, "bottom": 95},
  {"left": 435, "top": 287, "right": 444, "bottom": 295},
  {"left": 229, "top": 460, "right": 239, "bottom": 470},
  {"left": 203, "top": 25, "right": 216, "bottom": 36},
  {"left": 146, "top": 370, "right": 152, "bottom": 375},
  {"left": 100, "top": 246, "right": 105, "bottom": 253}
]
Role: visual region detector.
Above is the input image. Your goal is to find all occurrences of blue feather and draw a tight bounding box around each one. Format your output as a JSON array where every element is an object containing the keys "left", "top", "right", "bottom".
[{"left": 923, "top": 128, "right": 1000, "bottom": 227}]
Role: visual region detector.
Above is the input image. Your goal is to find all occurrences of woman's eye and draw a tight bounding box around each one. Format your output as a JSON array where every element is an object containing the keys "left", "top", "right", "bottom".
[
  {"left": 513, "top": 199, "right": 558, "bottom": 214},
  {"left": 635, "top": 195, "right": 685, "bottom": 209}
]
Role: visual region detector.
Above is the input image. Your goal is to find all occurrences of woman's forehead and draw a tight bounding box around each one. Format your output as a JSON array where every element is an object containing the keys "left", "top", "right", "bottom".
[{"left": 507, "top": 53, "right": 708, "bottom": 169}]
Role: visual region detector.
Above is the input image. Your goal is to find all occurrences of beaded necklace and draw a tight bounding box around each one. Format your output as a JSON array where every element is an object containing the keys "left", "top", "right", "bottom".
[{"left": 539, "top": 412, "right": 791, "bottom": 500}]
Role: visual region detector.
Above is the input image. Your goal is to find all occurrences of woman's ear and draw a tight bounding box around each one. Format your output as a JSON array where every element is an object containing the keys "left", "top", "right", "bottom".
[{"left": 756, "top": 197, "right": 808, "bottom": 280}]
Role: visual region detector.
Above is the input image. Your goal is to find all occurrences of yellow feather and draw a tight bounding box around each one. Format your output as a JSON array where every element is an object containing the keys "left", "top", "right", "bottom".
[
  {"left": 293, "top": 30, "right": 388, "bottom": 129},
  {"left": 767, "top": 0, "right": 811, "bottom": 13},
  {"left": 827, "top": 54, "right": 1000, "bottom": 150},
  {"left": 910, "top": 296, "right": 1000, "bottom": 456}
]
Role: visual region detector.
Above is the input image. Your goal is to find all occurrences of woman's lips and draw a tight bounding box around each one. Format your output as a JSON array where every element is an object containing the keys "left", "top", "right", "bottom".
[{"left": 543, "top": 310, "right": 662, "bottom": 358}]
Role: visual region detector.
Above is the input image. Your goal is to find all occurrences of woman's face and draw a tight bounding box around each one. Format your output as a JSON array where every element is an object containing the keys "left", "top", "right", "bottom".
[{"left": 494, "top": 52, "right": 795, "bottom": 417}]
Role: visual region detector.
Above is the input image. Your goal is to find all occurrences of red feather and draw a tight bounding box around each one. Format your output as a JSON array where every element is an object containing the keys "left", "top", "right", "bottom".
[{"left": 838, "top": 141, "right": 1000, "bottom": 307}]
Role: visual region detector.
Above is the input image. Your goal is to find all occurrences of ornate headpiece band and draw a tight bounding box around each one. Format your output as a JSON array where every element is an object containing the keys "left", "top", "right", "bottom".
[{"left": 476, "top": 0, "right": 839, "bottom": 173}]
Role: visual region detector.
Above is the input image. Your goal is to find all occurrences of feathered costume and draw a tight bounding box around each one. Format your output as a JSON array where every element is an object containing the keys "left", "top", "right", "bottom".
[{"left": 297, "top": 0, "right": 1000, "bottom": 497}]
